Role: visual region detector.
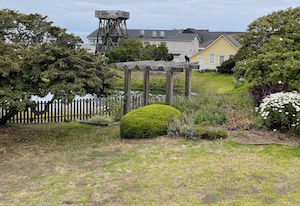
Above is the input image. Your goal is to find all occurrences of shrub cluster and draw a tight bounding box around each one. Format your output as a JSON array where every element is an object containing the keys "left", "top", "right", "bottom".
[
  {"left": 217, "top": 58, "right": 235, "bottom": 74},
  {"left": 167, "top": 115, "right": 227, "bottom": 140},
  {"left": 249, "top": 82, "right": 291, "bottom": 105},
  {"left": 194, "top": 125, "right": 228, "bottom": 140},
  {"left": 120, "top": 104, "right": 181, "bottom": 138},
  {"left": 172, "top": 93, "right": 255, "bottom": 130},
  {"left": 256, "top": 91, "right": 300, "bottom": 131}
]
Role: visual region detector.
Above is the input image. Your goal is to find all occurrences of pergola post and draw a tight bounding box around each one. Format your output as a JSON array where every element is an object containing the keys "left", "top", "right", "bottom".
[
  {"left": 185, "top": 65, "right": 192, "bottom": 99},
  {"left": 143, "top": 68, "right": 150, "bottom": 106},
  {"left": 166, "top": 70, "right": 174, "bottom": 105},
  {"left": 114, "top": 61, "right": 196, "bottom": 112},
  {"left": 123, "top": 67, "right": 131, "bottom": 114}
]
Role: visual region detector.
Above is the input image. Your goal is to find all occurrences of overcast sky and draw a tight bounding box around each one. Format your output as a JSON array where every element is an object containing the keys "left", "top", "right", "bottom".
[{"left": 2, "top": 0, "right": 299, "bottom": 42}]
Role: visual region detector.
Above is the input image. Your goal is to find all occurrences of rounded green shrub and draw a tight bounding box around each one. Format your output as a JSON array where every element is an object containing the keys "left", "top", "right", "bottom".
[{"left": 120, "top": 104, "right": 181, "bottom": 138}]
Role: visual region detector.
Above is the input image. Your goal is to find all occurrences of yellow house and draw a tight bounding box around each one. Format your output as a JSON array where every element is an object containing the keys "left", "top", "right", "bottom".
[{"left": 190, "top": 35, "right": 241, "bottom": 71}]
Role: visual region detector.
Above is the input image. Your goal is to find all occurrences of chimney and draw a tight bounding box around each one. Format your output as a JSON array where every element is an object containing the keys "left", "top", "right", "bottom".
[
  {"left": 159, "top": 31, "right": 165, "bottom": 38},
  {"left": 152, "top": 31, "right": 157, "bottom": 38},
  {"left": 139, "top": 30, "right": 144, "bottom": 38}
]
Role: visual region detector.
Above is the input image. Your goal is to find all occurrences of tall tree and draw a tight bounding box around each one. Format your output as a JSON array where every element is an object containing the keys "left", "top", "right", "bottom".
[
  {"left": 106, "top": 38, "right": 173, "bottom": 63},
  {"left": 0, "top": 9, "right": 116, "bottom": 125},
  {"left": 233, "top": 7, "right": 300, "bottom": 90}
]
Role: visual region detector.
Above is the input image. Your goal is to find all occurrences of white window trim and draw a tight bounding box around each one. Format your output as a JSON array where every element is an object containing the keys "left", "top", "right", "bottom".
[
  {"left": 219, "top": 55, "right": 225, "bottom": 65},
  {"left": 209, "top": 53, "right": 216, "bottom": 64}
]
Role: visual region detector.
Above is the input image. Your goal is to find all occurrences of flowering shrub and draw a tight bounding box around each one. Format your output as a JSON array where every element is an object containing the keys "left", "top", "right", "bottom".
[{"left": 256, "top": 91, "right": 300, "bottom": 131}]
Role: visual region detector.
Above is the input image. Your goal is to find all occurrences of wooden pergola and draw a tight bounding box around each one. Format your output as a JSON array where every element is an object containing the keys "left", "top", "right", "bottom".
[{"left": 114, "top": 61, "right": 199, "bottom": 114}]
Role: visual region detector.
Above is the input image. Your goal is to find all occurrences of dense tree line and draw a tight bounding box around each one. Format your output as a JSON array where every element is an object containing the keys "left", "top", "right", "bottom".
[
  {"left": 233, "top": 7, "right": 300, "bottom": 91},
  {"left": 105, "top": 38, "right": 173, "bottom": 63},
  {"left": 0, "top": 9, "right": 116, "bottom": 125}
]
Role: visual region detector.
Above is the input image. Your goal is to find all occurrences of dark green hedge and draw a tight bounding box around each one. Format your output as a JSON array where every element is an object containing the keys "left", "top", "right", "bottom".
[{"left": 120, "top": 104, "right": 181, "bottom": 138}]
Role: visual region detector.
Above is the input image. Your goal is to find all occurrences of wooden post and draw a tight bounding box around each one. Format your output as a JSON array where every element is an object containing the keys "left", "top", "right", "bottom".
[
  {"left": 185, "top": 65, "right": 192, "bottom": 99},
  {"left": 143, "top": 68, "right": 150, "bottom": 106},
  {"left": 124, "top": 67, "right": 132, "bottom": 114},
  {"left": 166, "top": 70, "right": 174, "bottom": 105}
]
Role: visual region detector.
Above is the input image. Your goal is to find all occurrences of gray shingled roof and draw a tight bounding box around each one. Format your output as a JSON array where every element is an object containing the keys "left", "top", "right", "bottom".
[
  {"left": 128, "top": 29, "right": 199, "bottom": 41},
  {"left": 87, "top": 29, "right": 200, "bottom": 42},
  {"left": 86, "top": 28, "right": 243, "bottom": 46},
  {"left": 86, "top": 29, "right": 98, "bottom": 38},
  {"left": 189, "top": 29, "right": 244, "bottom": 44},
  {"left": 224, "top": 35, "right": 242, "bottom": 48}
]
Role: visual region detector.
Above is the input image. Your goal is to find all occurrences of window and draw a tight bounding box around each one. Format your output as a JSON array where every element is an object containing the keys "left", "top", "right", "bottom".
[
  {"left": 144, "top": 41, "right": 150, "bottom": 46},
  {"left": 89, "top": 39, "right": 96, "bottom": 46},
  {"left": 160, "top": 42, "right": 166, "bottom": 45},
  {"left": 219, "top": 55, "right": 225, "bottom": 65},
  {"left": 229, "top": 54, "right": 235, "bottom": 59},
  {"left": 209, "top": 54, "right": 216, "bottom": 64}
]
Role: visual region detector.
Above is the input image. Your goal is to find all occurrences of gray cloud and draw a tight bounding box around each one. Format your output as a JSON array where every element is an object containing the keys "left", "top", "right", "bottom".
[{"left": 1, "top": 0, "right": 299, "bottom": 42}]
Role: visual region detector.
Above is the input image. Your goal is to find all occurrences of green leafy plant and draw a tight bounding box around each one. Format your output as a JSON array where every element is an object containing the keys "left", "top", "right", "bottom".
[
  {"left": 104, "top": 96, "right": 124, "bottom": 122},
  {"left": 217, "top": 57, "right": 235, "bottom": 74},
  {"left": 249, "top": 82, "right": 291, "bottom": 105},
  {"left": 233, "top": 7, "right": 300, "bottom": 90},
  {"left": 120, "top": 104, "right": 181, "bottom": 138},
  {"left": 172, "top": 92, "right": 256, "bottom": 129},
  {"left": 106, "top": 39, "right": 172, "bottom": 63},
  {"left": 85, "top": 115, "right": 114, "bottom": 124},
  {"left": 256, "top": 91, "right": 300, "bottom": 131},
  {"left": 0, "top": 9, "right": 116, "bottom": 125},
  {"left": 167, "top": 115, "right": 195, "bottom": 138},
  {"left": 167, "top": 115, "right": 227, "bottom": 140},
  {"left": 194, "top": 125, "right": 228, "bottom": 140}
]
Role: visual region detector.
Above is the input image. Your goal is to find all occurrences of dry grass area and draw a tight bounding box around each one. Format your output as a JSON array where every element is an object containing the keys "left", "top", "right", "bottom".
[{"left": 0, "top": 123, "right": 300, "bottom": 205}]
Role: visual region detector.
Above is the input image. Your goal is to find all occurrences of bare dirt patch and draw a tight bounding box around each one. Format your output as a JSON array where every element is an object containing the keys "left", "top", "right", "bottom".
[{"left": 228, "top": 129, "right": 300, "bottom": 146}]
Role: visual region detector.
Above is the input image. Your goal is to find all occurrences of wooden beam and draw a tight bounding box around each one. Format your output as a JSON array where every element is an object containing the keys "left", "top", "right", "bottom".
[
  {"left": 114, "top": 61, "right": 187, "bottom": 72},
  {"left": 166, "top": 70, "right": 174, "bottom": 105},
  {"left": 170, "top": 67, "right": 184, "bottom": 72},
  {"left": 123, "top": 67, "right": 131, "bottom": 114},
  {"left": 143, "top": 68, "right": 150, "bottom": 106}
]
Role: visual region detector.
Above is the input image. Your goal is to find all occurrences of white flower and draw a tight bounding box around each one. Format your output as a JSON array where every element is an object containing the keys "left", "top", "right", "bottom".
[{"left": 257, "top": 91, "right": 300, "bottom": 130}]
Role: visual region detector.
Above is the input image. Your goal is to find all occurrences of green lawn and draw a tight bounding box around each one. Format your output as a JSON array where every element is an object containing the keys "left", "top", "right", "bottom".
[
  {"left": 115, "top": 70, "right": 251, "bottom": 94},
  {"left": 191, "top": 72, "right": 251, "bottom": 94},
  {"left": 1, "top": 123, "right": 299, "bottom": 205}
]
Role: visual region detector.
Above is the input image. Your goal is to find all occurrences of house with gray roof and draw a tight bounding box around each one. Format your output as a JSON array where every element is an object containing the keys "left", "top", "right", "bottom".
[{"left": 86, "top": 28, "right": 243, "bottom": 63}]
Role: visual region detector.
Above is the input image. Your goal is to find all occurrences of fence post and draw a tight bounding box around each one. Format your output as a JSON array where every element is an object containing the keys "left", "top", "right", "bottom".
[
  {"left": 124, "top": 67, "right": 131, "bottom": 114},
  {"left": 185, "top": 65, "right": 192, "bottom": 99}
]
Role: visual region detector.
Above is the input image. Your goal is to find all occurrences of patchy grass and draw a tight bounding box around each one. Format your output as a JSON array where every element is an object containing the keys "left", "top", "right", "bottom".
[{"left": 1, "top": 123, "right": 300, "bottom": 205}]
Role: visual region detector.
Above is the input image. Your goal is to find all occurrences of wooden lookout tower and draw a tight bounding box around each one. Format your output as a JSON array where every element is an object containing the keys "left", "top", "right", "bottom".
[{"left": 95, "top": 10, "right": 130, "bottom": 54}]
